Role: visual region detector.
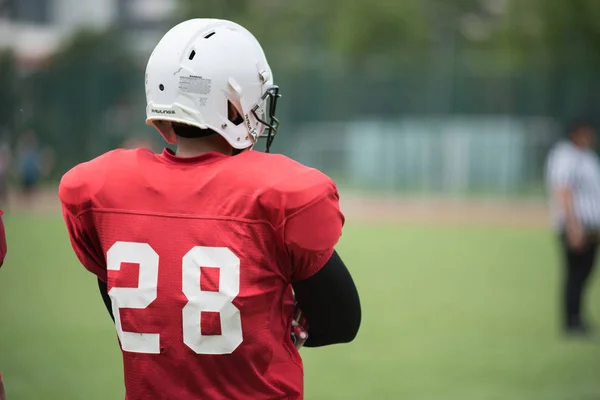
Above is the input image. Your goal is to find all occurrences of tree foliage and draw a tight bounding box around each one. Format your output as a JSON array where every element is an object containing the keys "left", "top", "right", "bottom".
[
  {"left": 178, "top": 0, "right": 433, "bottom": 72},
  {"left": 179, "top": 0, "right": 600, "bottom": 74},
  {"left": 0, "top": 50, "right": 18, "bottom": 139},
  {"left": 26, "top": 29, "right": 139, "bottom": 170},
  {"left": 8, "top": 0, "right": 599, "bottom": 174}
]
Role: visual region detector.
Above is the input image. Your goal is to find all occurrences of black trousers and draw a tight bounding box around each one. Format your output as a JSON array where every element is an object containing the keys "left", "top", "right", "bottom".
[{"left": 560, "top": 232, "right": 598, "bottom": 328}]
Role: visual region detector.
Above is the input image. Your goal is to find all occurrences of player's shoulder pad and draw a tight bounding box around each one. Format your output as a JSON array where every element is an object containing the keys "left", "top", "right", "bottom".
[
  {"left": 240, "top": 152, "right": 339, "bottom": 221},
  {"left": 58, "top": 149, "right": 129, "bottom": 211}
]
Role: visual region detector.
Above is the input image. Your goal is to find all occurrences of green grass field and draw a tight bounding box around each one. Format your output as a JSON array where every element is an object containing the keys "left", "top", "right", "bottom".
[{"left": 1, "top": 213, "right": 600, "bottom": 400}]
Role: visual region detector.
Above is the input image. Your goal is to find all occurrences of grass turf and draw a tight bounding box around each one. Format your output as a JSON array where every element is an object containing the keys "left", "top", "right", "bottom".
[{"left": 1, "top": 214, "right": 599, "bottom": 399}]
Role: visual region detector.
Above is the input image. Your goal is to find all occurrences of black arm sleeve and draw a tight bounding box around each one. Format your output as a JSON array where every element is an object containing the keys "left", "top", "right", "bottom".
[
  {"left": 98, "top": 278, "right": 115, "bottom": 322},
  {"left": 292, "top": 250, "right": 361, "bottom": 347}
]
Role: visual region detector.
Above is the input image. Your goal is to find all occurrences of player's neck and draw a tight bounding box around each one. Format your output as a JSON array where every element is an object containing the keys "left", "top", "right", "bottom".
[{"left": 175, "top": 136, "right": 233, "bottom": 158}]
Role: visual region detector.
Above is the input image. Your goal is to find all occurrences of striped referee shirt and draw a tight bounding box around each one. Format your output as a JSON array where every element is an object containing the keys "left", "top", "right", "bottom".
[{"left": 546, "top": 140, "right": 600, "bottom": 230}]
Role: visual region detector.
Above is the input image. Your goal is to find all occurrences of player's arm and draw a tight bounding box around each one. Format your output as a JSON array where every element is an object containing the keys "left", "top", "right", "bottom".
[
  {"left": 283, "top": 179, "right": 361, "bottom": 347},
  {"left": 59, "top": 169, "right": 107, "bottom": 282},
  {"left": 549, "top": 153, "right": 584, "bottom": 250},
  {"left": 0, "top": 210, "right": 7, "bottom": 268},
  {"left": 292, "top": 250, "right": 360, "bottom": 347},
  {"left": 61, "top": 198, "right": 114, "bottom": 324},
  {"left": 557, "top": 186, "right": 583, "bottom": 241},
  {"left": 0, "top": 372, "right": 6, "bottom": 400},
  {"left": 60, "top": 205, "right": 106, "bottom": 281},
  {"left": 98, "top": 278, "right": 114, "bottom": 322}
]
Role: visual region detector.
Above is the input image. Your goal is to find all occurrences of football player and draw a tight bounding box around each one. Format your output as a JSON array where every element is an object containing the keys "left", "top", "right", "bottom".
[{"left": 59, "top": 19, "right": 360, "bottom": 400}]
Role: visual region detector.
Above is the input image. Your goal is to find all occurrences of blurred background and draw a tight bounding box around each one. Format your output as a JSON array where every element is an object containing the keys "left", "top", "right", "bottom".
[
  {"left": 1, "top": 0, "right": 600, "bottom": 399},
  {"left": 3, "top": 0, "right": 600, "bottom": 199}
]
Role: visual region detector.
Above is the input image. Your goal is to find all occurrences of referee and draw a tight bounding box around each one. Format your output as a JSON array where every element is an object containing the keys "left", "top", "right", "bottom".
[{"left": 546, "top": 119, "right": 600, "bottom": 335}]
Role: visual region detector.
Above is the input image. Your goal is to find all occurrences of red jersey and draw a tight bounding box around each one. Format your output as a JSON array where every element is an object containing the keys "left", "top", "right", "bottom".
[
  {"left": 0, "top": 210, "right": 6, "bottom": 267},
  {"left": 58, "top": 148, "right": 344, "bottom": 400}
]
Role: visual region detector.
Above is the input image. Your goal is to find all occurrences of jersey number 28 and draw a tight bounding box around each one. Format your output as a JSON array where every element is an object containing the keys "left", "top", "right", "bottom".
[{"left": 107, "top": 241, "right": 242, "bottom": 355}]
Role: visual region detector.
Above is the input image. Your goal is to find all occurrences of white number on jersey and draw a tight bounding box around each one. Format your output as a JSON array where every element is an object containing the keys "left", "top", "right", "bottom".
[{"left": 107, "top": 242, "right": 243, "bottom": 355}]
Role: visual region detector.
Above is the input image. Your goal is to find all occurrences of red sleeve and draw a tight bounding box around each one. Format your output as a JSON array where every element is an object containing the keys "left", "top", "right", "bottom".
[
  {"left": 283, "top": 184, "right": 344, "bottom": 282},
  {"left": 0, "top": 211, "right": 6, "bottom": 267},
  {"left": 61, "top": 206, "right": 107, "bottom": 281},
  {"left": 59, "top": 162, "right": 107, "bottom": 282}
]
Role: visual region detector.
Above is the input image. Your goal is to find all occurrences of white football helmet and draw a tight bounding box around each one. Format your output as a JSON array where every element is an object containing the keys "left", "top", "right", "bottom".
[{"left": 145, "top": 19, "right": 281, "bottom": 151}]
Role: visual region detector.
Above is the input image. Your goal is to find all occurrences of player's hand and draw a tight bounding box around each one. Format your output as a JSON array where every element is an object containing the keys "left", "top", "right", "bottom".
[
  {"left": 290, "top": 304, "right": 308, "bottom": 350},
  {"left": 0, "top": 372, "right": 7, "bottom": 400}
]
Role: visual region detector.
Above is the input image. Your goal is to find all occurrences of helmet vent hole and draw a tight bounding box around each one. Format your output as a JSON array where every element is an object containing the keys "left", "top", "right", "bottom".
[
  {"left": 159, "top": 84, "right": 164, "bottom": 91},
  {"left": 228, "top": 101, "right": 244, "bottom": 126},
  {"left": 204, "top": 32, "right": 216, "bottom": 39},
  {"left": 188, "top": 50, "right": 196, "bottom": 60}
]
